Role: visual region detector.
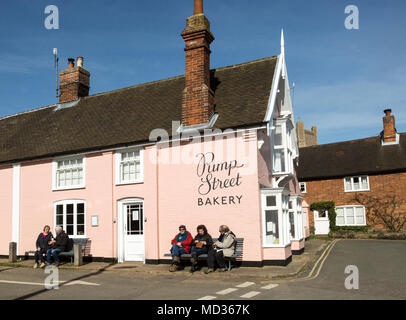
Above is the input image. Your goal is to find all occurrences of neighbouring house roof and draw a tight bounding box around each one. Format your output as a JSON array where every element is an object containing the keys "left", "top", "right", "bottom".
[
  {"left": 296, "top": 133, "right": 406, "bottom": 181},
  {"left": 0, "top": 56, "right": 277, "bottom": 165}
]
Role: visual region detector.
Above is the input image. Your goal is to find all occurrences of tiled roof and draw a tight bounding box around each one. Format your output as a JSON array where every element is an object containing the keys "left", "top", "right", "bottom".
[
  {"left": 0, "top": 56, "right": 277, "bottom": 165},
  {"left": 296, "top": 133, "right": 406, "bottom": 180}
]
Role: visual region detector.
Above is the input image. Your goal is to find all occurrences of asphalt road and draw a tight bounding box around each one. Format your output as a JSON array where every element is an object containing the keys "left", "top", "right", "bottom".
[{"left": 0, "top": 239, "right": 405, "bottom": 300}]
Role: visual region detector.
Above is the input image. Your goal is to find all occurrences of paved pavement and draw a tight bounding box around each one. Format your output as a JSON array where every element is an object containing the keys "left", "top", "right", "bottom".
[{"left": 0, "top": 239, "right": 404, "bottom": 300}]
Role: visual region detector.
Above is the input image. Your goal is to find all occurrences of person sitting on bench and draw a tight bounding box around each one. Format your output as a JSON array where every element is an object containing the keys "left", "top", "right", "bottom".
[
  {"left": 205, "top": 225, "right": 236, "bottom": 274},
  {"left": 169, "top": 225, "right": 193, "bottom": 272},
  {"left": 46, "top": 226, "right": 69, "bottom": 267},
  {"left": 33, "top": 225, "right": 53, "bottom": 269},
  {"left": 190, "top": 224, "right": 213, "bottom": 273}
]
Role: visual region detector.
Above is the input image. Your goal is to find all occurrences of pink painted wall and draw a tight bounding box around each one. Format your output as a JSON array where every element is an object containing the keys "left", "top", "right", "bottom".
[
  {"left": 0, "top": 165, "right": 13, "bottom": 255},
  {"left": 156, "top": 131, "right": 263, "bottom": 262},
  {"left": 291, "top": 239, "right": 305, "bottom": 251},
  {"left": 263, "top": 245, "right": 291, "bottom": 260}
]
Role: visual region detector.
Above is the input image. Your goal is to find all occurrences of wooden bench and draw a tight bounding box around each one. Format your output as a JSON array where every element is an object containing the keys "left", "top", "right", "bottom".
[
  {"left": 59, "top": 238, "right": 88, "bottom": 264},
  {"left": 27, "top": 238, "right": 88, "bottom": 264},
  {"left": 164, "top": 238, "right": 244, "bottom": 271}
]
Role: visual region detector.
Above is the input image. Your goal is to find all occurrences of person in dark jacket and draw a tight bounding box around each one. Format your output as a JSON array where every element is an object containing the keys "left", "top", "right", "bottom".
[
  {"left": 189, "top": 225, "right": 213, "bottom": 273},
  {"left": 169, "top": 225, "right": 193, "bottom": 272},
  {"left": 34, "top": 225, "right": 53, "bottom": 269},
  {"left": 46, "top": 226, "right": 69, "bottom": 266}
]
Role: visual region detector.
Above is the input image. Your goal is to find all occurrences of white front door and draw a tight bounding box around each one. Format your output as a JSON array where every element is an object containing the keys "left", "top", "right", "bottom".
[
  {"left": 314, "top": 210, "right": 330, "bottom": 235},
  {"left": 123, "top": 202, "right": 145, "bottom": 261}
]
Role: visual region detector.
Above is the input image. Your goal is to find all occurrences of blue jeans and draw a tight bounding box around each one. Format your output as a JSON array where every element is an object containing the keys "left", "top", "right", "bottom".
[
  {"left": 46, "top": 249, "right": 62, "bottom": 264},
  {"left": 191, "top": 246, "right": 208, "bottom": 257},
  {"left": 171, "top": 244, "right": 186, "bottom": 259}
]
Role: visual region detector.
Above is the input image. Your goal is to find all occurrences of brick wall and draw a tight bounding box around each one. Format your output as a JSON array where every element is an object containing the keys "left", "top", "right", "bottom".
[{"left": 302, "top": 172, "right": 406, "bottom": 231}]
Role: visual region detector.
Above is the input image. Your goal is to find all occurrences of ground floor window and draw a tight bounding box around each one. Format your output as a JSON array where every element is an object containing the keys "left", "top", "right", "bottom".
[
  {"left": 54, "top": 200, "right": 86, "bottom": 237},
  {"left": 336, "top": 206, "right": 366, "bottom": 226},
  {"left": 261, "top": 189, "right": 291, "bottom": 247}
]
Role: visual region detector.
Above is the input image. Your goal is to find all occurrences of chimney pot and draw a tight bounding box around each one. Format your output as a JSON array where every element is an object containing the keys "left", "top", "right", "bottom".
[
  {"left": 384, "top": 108, "right": 392, "bottom": 117},
  {"left": 194, "top": 0, "right": 204, "bottom": 15},
  {"left": 68, "top": 58, "right": 75, "bottom": 69},
  {"left": 77, "top": 56, "right": 84, "bottom": 68}
]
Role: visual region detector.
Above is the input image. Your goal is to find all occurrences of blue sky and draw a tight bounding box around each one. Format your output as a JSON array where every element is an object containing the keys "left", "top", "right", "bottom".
[{"left": 0, "top": 0, "right": 405, "bottom": 144}]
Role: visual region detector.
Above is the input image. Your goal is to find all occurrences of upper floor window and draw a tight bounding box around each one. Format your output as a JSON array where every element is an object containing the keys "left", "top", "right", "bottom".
[
  {"left": 272, "top": 121, "right": 294, "bottom": 175},
  {"left": 299, "top": 182, "right": 307, "bottom": 193},
  {"left": 54, "top": 200, "right": 86, "bottom": 237},
  {"left": 53, "top": 157, "right": 85, "bottom": 190},
  {"left": 344, "top": 176, "right": 369, "bottom": 192},
  {"left": 336, "top": 206, "right": 366, "bottom": 226},
  {"left": 116, "top": 148, "right": 144, "bottom": 185}
]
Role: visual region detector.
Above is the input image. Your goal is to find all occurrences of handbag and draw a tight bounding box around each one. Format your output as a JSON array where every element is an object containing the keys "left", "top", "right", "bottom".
[{"left": 196, "top": 241, "right": 204, "bottom": 248}]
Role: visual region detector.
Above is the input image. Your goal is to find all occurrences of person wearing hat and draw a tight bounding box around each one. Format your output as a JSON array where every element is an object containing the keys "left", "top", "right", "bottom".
[{"left": 169, "top": 225, "right": 193, "bottom": 272}]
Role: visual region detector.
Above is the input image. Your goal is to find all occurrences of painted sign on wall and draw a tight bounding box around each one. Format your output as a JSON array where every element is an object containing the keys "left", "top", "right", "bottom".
[{"left": 196, "top": 152, "right": 244, "bottom": 206}]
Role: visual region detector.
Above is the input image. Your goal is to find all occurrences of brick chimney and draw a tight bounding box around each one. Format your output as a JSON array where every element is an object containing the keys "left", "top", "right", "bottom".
[
  {"left": 59, "top": 57, "right": 90, "bottom": 104},
  {"left": 382, "top": 109, "right": 397, "bottom": 143},
  {"left": 181, "top": 0, "right": 215, "bottom": 127}
]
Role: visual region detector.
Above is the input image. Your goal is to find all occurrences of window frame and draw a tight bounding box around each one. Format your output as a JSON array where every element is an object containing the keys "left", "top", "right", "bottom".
[
  {"left": 271, "top": 119, "right": 295, "bottom": 176},
  {"left": 115, "top": 147, "right": 144, "bottom": 185},
  {"left": 335, "top": 205, "right": 367, "bottom": 226},
  {"left": 261, "top": 189, "right": 291, "bottom": 248},
  {"left": 53, "top": 200, "right": 86, "bottom": 238},
  {"left": 344, "top": 175, "right": 370, "bottom": 193},
  {"left": 52, "top": 156, "right": 86, "bottom": 191}
]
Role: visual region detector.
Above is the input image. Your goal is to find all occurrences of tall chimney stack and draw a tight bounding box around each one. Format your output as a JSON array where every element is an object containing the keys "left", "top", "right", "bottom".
[
  {"left": 59, "top": 57, "right": 90, "bottom": 104},
  {"left": 181, "top": 0, "right": 215, "bottom": 127},
  {"left": 382, "top": 109, "right": 397, "bottom": 143}
]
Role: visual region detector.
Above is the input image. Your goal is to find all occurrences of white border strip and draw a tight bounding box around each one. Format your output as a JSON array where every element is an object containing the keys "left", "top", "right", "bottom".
[{"left": 12, "top": 164, "right": 21, "bottom": 255}]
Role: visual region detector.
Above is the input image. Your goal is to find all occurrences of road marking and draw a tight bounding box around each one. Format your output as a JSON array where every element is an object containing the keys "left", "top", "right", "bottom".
[
  {"left": 240, "top": 291, "right": 260, "bottom": 299},
  {"left": 64, "top": 280, "right": 100, "bottom": 286},
  {"left": 198, "top": 296, "right": 216, "bottom": 300},
  {"left": 282, "top": 239, "right": 341, "bottom": 284},
  {"left": 261, "top": 284, "right": 279, "bottom": 290},
  {"left": 236, "top": 281, "right": 255, "bottom": 288},
  {"left": 216, "top": 288, "right": 238, "bottom": 295},
  {"left": 0, "top": 279, "right": 100, "bottom": 287}
]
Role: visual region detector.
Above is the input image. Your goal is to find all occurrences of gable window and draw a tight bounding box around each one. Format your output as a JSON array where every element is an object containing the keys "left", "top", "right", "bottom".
[
  {"left": 54, "top": 200, "right": 86, "bottom": 237},
  {"left": 53, "top": 157, "right": 85, "bottom": 190},
  {"left": 116, "top": 148, "right": 144, "bottom": 185},
  {"left": 344, "top": 176, "right": 369, "bottom": 192},
  {"left": 336, "top": 206, "right": 366, "bottom": 226},
  {"left": 299, "top": 182, "right": 307, "bottom": 193}
]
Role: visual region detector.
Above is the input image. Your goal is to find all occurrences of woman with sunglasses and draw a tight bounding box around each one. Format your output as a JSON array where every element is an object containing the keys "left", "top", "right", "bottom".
[{"left": 169, "top": 225, "right": 193, "bottom": 272}]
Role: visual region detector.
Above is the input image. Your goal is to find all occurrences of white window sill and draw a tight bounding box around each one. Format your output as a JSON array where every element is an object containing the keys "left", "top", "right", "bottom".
[
  {"left": 68, "top": 235, "right": 87, "bottom": 239},
  {"left": 336, "top": 224, "right": 366, "bottom": 227},
  {"left": 344, "top": 189, "right": 370, "bottom": 193},
  {"left": 262, "top": 243, "right": 291, "bottom": 248},
  {"left": 116, "top": 180, "right": 144, "bottom": 186},
  {"left": 53, "top": 186, "right": 86, "bottom": 191}
]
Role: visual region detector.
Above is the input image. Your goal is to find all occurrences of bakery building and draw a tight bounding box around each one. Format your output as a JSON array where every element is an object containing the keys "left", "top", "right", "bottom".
[{"left": 0, "top": 1, "right": 306, "bottom": 266}]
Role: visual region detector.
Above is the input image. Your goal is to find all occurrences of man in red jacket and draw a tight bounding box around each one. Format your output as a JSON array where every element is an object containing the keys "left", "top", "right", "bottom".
[{"left": 169, "top": 225, "right": 193, "bottom": 272}]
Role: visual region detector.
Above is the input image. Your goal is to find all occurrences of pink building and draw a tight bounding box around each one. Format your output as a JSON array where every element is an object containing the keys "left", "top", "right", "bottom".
[{"left": 0, "top": 1, "right": 306, "bottom": 266}]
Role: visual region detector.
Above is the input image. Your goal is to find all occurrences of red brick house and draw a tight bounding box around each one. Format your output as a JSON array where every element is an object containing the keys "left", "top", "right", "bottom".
[{"left": 296, "top": 110, "right": 406, "bottom": 234}]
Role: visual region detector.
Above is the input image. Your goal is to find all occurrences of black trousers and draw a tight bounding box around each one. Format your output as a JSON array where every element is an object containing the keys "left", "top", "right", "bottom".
[
  {"left": 207, "top": 249, "right": 226, "bottom": 269},
  {"left": 35, "top": 249, "right": 47, "bottom": 263}
]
